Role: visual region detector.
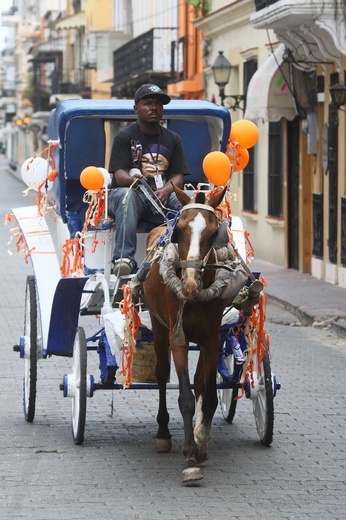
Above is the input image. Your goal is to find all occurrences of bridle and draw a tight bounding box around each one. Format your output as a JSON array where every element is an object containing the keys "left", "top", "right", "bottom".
[{"left": 171, "top": 203, "right": 227, "bottom": 274}]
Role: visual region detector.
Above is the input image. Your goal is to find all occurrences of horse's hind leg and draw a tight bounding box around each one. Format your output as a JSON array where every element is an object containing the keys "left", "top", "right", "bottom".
[{"left": 153, "top": 322, "right": 172, "bottom": 453}]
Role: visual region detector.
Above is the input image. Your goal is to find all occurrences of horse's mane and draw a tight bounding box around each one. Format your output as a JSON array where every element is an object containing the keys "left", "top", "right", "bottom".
[{"left": 195, "top": 192, "right": 206, "bottom": 205}]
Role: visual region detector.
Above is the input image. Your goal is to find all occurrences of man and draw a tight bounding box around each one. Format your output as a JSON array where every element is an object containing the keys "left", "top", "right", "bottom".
[{"left": 108, "top": 84, "right": 191, "bottom": 275}]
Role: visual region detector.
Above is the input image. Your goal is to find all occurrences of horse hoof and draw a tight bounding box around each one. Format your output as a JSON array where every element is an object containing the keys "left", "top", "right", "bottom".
[
  {"left": 155, "top": 437, "right": 172, "bottom": 453},
  {"left": 182, "top": 466, "right": 203, "bottom": 485}
]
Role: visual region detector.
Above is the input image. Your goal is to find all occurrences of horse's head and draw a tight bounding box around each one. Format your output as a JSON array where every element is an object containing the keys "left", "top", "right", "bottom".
[{"left": 171, "top": 186, "right": 227, "bottom": 300}]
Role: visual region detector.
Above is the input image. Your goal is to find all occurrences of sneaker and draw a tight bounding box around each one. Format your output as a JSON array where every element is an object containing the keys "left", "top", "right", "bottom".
[{"left": 113, "top": 258, "right": 134, "bottom": 277}]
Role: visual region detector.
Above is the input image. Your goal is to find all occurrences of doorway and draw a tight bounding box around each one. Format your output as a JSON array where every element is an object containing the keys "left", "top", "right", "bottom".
[{"left": 287, "top": 118, "right": 300, "bottom": 270}]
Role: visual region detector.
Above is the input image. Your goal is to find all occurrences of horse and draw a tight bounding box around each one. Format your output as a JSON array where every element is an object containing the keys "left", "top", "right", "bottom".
[{"left": 142, "top": 186, "right": 248, "bottom": 484}]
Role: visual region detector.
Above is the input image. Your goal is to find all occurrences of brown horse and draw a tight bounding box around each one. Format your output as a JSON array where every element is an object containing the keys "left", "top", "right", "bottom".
[{"left": 143, "top": 186, "right": 247, "bottom": 484}]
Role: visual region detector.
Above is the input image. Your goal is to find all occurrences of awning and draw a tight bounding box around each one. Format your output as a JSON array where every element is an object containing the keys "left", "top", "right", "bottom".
[
  {"left": 55, "top": 12, "right": 85, "bottom": 30},
  {"left": 244, "top": 44, "right": 299, "bottom": 122}
]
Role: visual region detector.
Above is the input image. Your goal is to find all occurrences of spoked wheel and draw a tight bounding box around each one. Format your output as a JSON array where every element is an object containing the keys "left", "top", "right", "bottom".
[
  {"left": 218, "top": 353, "right": 238, "bottom": 424},
  {"left": 23, "top": 275, "right": 38, "bottom": 422},
  {"left": 71, "top": 327, "right": 87, "bottom": 445},
  {"left": 252, "top": 351, "right": 274, "bottom": 445}
]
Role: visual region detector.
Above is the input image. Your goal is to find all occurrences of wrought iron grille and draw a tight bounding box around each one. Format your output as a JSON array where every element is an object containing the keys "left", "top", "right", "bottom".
[{"left": 312, "top": 193, "right": 323, "bottom": 258}]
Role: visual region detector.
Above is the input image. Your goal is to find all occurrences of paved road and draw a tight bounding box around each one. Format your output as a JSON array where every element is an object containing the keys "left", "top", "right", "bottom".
[{"left": 1, "top": 166, "right": 346, "bottom": 519}]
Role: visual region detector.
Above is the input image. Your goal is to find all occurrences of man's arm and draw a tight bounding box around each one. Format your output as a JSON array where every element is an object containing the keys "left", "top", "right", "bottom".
[{"left": 112, "top": 168, "right": 142, "bottom": 188}]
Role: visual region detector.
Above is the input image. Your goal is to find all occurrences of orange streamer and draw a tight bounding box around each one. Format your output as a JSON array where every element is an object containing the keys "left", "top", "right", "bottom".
[{"left": 119, "top": 284, "right": 141, "bottom": 388}]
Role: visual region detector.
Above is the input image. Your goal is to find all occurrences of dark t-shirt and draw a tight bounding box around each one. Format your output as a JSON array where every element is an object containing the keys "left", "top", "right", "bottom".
[{"left": 108, "top": 122, "right": 190, "bottom": 189}]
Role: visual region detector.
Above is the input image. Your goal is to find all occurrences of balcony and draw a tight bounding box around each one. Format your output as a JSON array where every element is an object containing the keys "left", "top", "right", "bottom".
[
  {"left": 167, "top": 74, "right": 204, "bottom": 99},
  {"left": 251, "top": 0, "right": 346, "bottom": 65},
  {"left": 1, "top": 51, "right": 16, "bottom": 64},
  {"left": 111, "top": 28, "right": 177, "bottom": 97},
  {"left": 1, "top": 7, "right": 19, "bottom": 26},
  {"left": 81, "top": 30, "right": 131, "bottom": 78}
]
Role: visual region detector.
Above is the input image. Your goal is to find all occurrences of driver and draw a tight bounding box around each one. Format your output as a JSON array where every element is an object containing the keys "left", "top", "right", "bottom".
[{"left": 108, "top": 84, "right": 190, "bottom": 276}]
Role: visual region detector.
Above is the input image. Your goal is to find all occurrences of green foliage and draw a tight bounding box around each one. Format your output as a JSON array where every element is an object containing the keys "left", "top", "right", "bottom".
[{"left": 186, "top": 0, "right": 211, "bottom": 17}]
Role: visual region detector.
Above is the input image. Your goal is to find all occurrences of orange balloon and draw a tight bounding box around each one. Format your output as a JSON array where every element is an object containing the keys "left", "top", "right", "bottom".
[
  {"left": 234, "top": 148, "right": 249, "bottom": 172},
  {"left": 80, "top": 166, "right": 104, "bottom": 191},
  {"left": 202, "top": 151, "right": 231, "bottom": 186},
  {"left": 230, "top": 120, "right": 259, "bottom": 149},
  {"left": 47, "top": 170, "right": 58, "bottom": 182}
]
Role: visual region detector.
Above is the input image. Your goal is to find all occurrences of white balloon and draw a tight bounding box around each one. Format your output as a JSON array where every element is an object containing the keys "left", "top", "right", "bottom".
[
  {"left": 98, "top": 167, "right": 111, "bottom": 186},
  {"left": 21, "top": 157, "right": 53, "bottom": 192}
]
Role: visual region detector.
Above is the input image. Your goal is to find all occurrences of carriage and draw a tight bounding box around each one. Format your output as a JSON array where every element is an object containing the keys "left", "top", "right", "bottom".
[{"left": 11, "top": 99, "right": 280, "bottom": 483}]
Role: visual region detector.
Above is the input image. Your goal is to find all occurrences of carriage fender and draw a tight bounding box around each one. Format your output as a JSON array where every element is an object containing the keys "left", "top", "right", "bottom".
[{"left": 103, "top": 309, "right": 126, "bottom": 357}]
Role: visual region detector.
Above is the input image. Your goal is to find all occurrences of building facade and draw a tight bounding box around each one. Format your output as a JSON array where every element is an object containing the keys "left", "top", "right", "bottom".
[{"left": 1, "top": 0, "right": 345, "bottom": 286}]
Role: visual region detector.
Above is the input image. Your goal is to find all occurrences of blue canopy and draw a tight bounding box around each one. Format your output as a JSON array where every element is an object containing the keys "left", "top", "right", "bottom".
[{"left": 48, "top": 99, "right": 231, "bottom": 223}]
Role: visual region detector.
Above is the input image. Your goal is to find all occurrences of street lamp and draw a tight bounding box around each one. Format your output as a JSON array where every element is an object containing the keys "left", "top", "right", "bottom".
[
  {"left": 329, "top": 82, "right": 346, "bottom": 109},
  {"left": 211, "top": 51, "right": 245, "bottom": 111}
]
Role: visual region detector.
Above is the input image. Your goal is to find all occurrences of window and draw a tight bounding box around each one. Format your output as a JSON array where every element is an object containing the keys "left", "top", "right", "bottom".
[
  {"left": 243, "top": 148, "right": 256, "bottom": 211},
  {"left": 242, "top": 58, "right": 257, "bottom": 212},
  {"left": 268, "top": 121, "right": 283, "bottom": 218}
]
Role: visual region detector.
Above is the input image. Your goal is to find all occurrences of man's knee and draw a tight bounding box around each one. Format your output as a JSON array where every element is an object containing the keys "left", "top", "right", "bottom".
[{"left": 108, "top": 187, "right": 130, "bottom": 216}]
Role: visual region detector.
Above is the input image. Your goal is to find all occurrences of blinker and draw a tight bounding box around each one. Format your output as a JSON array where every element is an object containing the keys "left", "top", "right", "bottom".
[{"left": 212, "top": 221, "right": 230, "bottom": 249}]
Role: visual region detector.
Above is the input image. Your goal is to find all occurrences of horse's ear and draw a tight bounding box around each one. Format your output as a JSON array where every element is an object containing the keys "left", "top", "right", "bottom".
[
  {"left": 172, "top": 184, "right": 191, "bottom": 207},
  {"left": 208, "top": 187, "right": 227, "bottom": 209}
]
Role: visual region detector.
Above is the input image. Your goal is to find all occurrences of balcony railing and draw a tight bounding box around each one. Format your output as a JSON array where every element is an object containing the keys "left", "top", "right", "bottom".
[{"left": 112, "top": 27, "right": 176, "bottom": 95}]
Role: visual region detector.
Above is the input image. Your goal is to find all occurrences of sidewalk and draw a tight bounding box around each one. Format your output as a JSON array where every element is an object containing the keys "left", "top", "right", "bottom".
[
  {"left": 2, "top": 156, "right": 346, "bottom": 338},
  {"left": 252, "top": 258, "right": 346, "bottom": 339}
]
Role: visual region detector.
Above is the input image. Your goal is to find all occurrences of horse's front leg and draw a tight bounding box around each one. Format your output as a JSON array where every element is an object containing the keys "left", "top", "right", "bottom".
[
  {"left": 171, "top": 339, "right": 203, "bottom": 484},
  {"left": 153, "top": 320, "right": 172, "bottom": 453},
  {"left": 194, "top": 339, "right": 220, "bottom": 464}
]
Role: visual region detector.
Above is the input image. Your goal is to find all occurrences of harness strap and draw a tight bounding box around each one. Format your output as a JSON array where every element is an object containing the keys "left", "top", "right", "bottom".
[
  {"left": 146, "top": 301, "right": 170, "bottom": 329},
  {"left": 180, "top": 259, "right": 203, "bottom": 270},
  {"left": 180, "top": 203, "right": 216, "bottom": 215}
]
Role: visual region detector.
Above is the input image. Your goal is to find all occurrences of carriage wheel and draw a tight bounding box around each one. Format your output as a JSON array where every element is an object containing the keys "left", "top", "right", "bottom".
[
  {"left": 23, "top": 275, "right": 38, "bottom": 422},
  {"left": 252, "top": 351, "right": 274, "bottom": 446},
  {"left": 218, "top": 353, "right": 238, "bottom": 423},
  {"left": 71, "top": 327, "right": 87, "bottom": 445}
]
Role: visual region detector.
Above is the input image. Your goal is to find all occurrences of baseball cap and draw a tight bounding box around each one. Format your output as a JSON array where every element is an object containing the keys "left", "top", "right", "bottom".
[{"left": 134, "top": 84, "right": 171, "bottom": 105}]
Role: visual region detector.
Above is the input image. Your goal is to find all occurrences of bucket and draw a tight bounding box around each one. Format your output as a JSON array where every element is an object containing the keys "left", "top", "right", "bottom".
[{"left": 132, "top": 342, "right": 157, "bottom": 383}]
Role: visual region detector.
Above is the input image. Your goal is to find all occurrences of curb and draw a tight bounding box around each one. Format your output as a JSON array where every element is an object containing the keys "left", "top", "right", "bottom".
[
  {"left": 266, "top": 293, "right": 346, "bottom": 339},
  {"left": 331, "top": 321, "right": 346, "bottom": 339}
]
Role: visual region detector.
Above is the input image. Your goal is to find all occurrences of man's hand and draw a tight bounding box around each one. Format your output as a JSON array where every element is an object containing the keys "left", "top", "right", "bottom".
[
  {"left": 114, "top": 168, "right": 143, "bottom": 188},
  {"left": 155, "top": 184, "right": 172, "bottom": 206},
  {"left": 129, "top": 167, "right": 143, "bottom": 179},
  {"left": 155, "top": 173, "right": 184, "bottom": 206}
]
